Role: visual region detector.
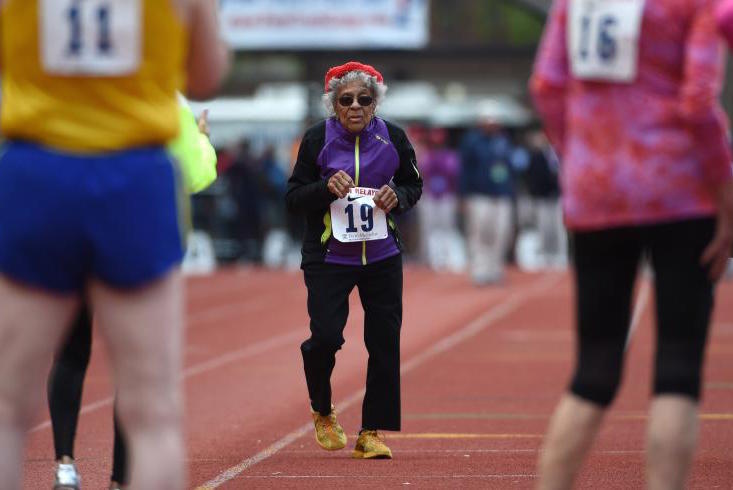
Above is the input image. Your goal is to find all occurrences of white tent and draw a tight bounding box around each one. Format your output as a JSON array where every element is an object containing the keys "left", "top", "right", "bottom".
[
  {"left": 378, "top": 82, "right": 442, "bottom": 121},
  {"left": 429, "top": 95, "right": 533, "bottom": 127}
]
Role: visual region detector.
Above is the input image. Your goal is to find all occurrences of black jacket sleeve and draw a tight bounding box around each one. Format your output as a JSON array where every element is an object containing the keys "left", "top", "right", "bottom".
[
  {"left": 386, "top": 121, "right": 422, "bottom": 215},
  {"left": 285, "top": 121, "right": 335, "bottom": 213}
]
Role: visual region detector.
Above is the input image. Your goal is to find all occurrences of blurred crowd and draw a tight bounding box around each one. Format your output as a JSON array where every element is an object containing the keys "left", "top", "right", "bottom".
[{"left": 193, "top": 116, "right": 566, "bottom": 282}]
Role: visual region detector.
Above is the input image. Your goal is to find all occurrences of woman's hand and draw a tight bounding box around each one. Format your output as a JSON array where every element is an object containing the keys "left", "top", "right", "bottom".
[
  {"left": 374, "top": 185, "right": 398, "bottom": 212},
  {"left": 197, "top": 109, "right": 210, "bottom": 137},
  {"left": 327, "top": 170, "right": 354, "bottom": 198},
  {"left": 701, "top": 179, "right": 733, "bottom": 281}
]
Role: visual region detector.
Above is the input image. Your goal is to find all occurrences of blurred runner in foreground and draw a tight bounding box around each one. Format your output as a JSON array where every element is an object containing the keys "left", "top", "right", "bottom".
[
  {"left": 0, "top": 0, "right": 228, "bottom": 487},
  {"left": 48, "top": 102, "right": 217, "bottom": 490},
  {"left": 530, "top": 0, "right": 733, "bottom": 487}
]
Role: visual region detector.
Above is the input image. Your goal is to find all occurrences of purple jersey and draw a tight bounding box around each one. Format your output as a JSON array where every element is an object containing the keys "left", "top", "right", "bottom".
[
  {"left": 286, "top": 117, "right": 422, "bottom": 268},
  {"left": 318, "top": 117, "right": 401, "bottom": 265}
]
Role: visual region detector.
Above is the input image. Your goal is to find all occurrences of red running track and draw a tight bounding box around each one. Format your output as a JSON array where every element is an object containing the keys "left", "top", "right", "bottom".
[{"left": 22, "top": 266, "right": 733, "bottom": 489}]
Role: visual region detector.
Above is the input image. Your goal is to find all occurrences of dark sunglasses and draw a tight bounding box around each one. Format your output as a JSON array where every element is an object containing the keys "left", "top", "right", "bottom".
[{"left": 338, "top": 95, "right": 374, "bottom": 107}]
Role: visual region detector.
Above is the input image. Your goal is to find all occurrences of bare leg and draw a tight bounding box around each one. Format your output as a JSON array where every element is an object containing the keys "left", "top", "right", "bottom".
[
  {"left": 89, "top": 269, "right": 185, "bottom": 490},
  {"left": 646, "top": 395, "right": 698, "bottom": 490},
  {"left": 0, "top": 276, "right": 78, "bottom": 487},
  {"left": 536, "top": 393, "right": 605, "bottom": 490}
]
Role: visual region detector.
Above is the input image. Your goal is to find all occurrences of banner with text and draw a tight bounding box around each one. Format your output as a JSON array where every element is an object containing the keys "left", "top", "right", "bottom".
[{"left": 220, "top": 0, "right": 429, "bottom": 49}]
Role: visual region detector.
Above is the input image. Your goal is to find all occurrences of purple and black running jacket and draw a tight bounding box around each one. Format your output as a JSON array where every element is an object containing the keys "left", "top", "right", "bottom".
[{"left": 286, "top": 117, "right": 422, "bottom": 267}]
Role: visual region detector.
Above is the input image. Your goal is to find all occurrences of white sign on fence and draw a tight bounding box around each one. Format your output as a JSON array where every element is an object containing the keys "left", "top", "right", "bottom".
[{"left": 219, "top": 0, "right": 429, "bottom": 49}]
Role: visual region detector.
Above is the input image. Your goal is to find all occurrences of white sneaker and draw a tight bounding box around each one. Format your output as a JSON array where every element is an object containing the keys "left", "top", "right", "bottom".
[{"left": 53, "top": 463, "right": 81, "bottom": 490}]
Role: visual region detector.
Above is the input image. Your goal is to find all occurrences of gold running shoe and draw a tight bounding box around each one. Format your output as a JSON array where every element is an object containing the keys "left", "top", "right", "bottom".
[
  {"left": 352, "top": 430, "right": 393, "bottom": 459},
  {"left": 311, "top": 405, "right": 347, "bottom": 450}
]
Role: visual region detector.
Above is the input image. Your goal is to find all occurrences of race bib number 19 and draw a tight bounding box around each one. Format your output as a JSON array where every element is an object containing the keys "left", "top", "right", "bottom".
[
  {"left": 568, "top": 0, "right": 645, "bottom": 82},
  {"left": 330, "top": 187, "right": 389, "bottom": 243},
  {"left": 40, "top": 0, "right": 141, "bottom": 76}
]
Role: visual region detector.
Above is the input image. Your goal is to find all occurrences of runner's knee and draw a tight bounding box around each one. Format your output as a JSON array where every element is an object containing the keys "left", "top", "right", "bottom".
[
  {"left": 570, "top": 345, "right": 625, "bottom": 407},
  {"left": 116, "top": 386, "right": 182, "bottom": 433},
  {"left": 301, "top": 332, "right": 345, "bottom": 354},
  {"left": 653, "top": 341, "right": 705, "bottom": 400}
]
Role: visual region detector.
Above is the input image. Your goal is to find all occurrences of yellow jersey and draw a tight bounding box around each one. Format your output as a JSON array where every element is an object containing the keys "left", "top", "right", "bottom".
[{"left": 0, "top": 0, "right": 188, "bottom": 153}]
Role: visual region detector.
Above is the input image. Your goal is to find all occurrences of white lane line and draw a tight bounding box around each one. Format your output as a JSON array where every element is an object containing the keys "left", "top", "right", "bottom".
[
  {"left": 278, "top": 448, "right": 644, "bottom": 455},
  {"left": 625, "top": 280, "right": 651, "bottom": 351},
  {"left": 181, "top": 331, "right": 301, "bottom": 378},
  {"left": 187, "top": 292, "right": 280, "bottom": 327},
  {"left": 29, "top": 330, "right": 303, "bottom": 434},
  {"left": 194, "top": 387, "right": 369, "bottom": 490},
  {"left": 280, "top": 448, "right": 539, "bottom": 454},
  {"left": 195, "top": 272, "right": 564, "bottom": 489},
  {"left": 227, "top": 474, "right": 537, "bottom": 479}
]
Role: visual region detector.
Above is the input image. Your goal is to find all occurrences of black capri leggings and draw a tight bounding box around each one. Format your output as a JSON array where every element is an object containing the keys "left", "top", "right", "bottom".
[{"left": 570, "top": 217, "right": 716, "bottom": 407}]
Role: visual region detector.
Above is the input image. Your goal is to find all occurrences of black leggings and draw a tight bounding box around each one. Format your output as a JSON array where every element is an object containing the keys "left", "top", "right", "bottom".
[
  {"left": 47, "top": 304, "right": 128, "bottom": 485},
  {"left": 570, "top": 217, "right": 716, "bottom": 407}
]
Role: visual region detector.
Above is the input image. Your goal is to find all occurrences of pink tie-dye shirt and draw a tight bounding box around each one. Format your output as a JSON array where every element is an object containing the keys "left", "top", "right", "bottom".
[
  {"left": 531, "top": 0, "right": 733, "bottom": 231},
  {"left": 717, "top": 0, "right": 733, "bottom": 45}
]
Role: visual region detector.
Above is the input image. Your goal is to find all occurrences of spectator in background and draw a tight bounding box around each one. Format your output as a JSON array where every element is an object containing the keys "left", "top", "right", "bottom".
[
  {"left": 524, "top": 129, "right": 565, "bottom": 267},
  {"left": 418, "top": 127, "right": 465, "bottom": 271},
  {"left": 258, "top": 144, "right": 288, "bottom": 229},
  {"left": 257, "top": 145, "right": 295, "bottom": 268},
  {"left": 227, "top": 139, "right": 264, "bottom": 262},
  {"left": 459, "top": 112, "right": 517, "bottom": 285}
]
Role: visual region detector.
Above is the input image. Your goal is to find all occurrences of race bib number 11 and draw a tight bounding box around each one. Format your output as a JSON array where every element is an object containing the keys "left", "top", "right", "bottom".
[
  {"left": 568, "top": 0, "right": 645, "bottom": 82},
  {"left": 40, "top": 0, "right": 141, "bottom": 76},
  {"left": 330, "top": 187, "right": 389, "bottom": 243}
]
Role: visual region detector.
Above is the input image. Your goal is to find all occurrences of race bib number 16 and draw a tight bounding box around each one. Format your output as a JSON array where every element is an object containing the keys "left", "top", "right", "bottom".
[
  {"left": 40, "top": 0, "right": 141, "bottom": 76},
  {"left": 330, "top": 187, "right": 388, "bottom": 243},
  {"left": 568, "top": 0, "right": 645, "bottom": 82}
]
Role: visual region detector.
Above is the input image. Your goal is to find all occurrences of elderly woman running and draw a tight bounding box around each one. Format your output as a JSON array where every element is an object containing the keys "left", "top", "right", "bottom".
[{"left": 286, "top": 61, "right": 422, "bottom": 459}]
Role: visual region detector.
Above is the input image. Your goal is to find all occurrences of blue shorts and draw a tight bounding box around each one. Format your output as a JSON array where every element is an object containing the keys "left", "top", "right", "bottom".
[{"left": 0, "top": 142, "right": 185, "bottom": 293}]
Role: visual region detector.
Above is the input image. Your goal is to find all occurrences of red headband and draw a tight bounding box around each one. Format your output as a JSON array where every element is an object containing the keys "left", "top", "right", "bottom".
[{"left": 324, "top": 61, "right": 384, "bottom": 93}]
